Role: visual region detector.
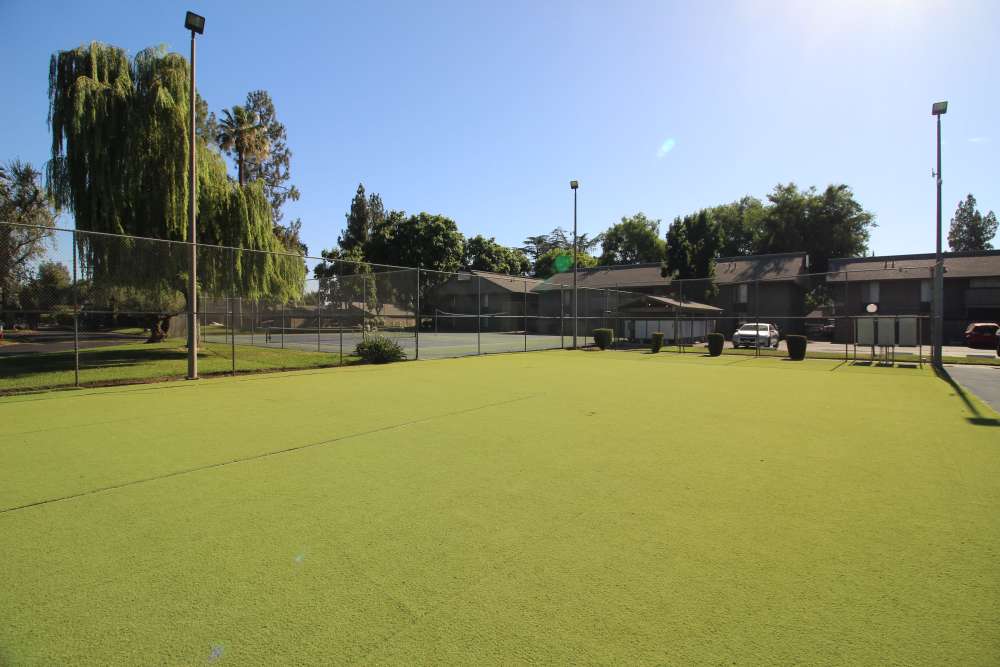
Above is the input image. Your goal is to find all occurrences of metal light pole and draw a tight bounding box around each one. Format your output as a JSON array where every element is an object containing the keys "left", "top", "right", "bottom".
[
  {"left": 931, "top": 101, "right": 947, "bottom": 367},
  {"left": 185, "top": 11, "right": 205, "bottom": 380},
  {"left": 570, "top": 180, "right": 579, "bottom": 349}
]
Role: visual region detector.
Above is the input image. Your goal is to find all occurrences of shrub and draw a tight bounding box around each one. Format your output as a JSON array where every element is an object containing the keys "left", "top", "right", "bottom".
[
  {"left": 650, "top": 331, "right": 664, "bottom": 353},
  {"left": 707, "top": 332, "right": 725, "bottom": 356},
  {"left": 355, "top": 334, "right": 407, "bottom": 364},
  {"left": 593, "top": 328, "right": 613, "bottom": 350},
  {"left": 786, "top": 335, "right": 807, "bottom": 361}
]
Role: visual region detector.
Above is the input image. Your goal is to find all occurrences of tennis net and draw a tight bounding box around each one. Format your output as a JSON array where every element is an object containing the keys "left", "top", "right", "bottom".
[
  {"left": 262, "top": 325, "right": 415, "bottom": 342},
  {"left": 434, "top": 309, "right": 527, "bottom": 333}
]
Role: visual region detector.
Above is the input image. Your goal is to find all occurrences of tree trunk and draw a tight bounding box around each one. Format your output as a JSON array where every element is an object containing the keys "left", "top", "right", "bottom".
[
  {"left": 145, "top": 314, "right": 172, "bottom": 343},
  {"left": 238, "top": 153, "right": 244, "bottom": 187}
]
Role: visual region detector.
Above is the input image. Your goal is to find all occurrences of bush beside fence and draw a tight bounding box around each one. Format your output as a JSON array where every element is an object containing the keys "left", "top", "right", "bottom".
[
  {"left": 786, "top": 335, "right": 807, "bottom": 361},
  {"left": 650, "top": 331, "right": 663, "bottom": 353},
  {"left": 707, "top": 333, "right": 725, "bottom": 356}
]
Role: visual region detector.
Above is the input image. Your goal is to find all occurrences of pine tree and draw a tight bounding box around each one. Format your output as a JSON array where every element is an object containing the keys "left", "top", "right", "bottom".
[
  {"left": 948, "top": 194, "right": 998, "bottom": 252},
  {"left": 339, "top": 184, "right": 371, "bottom": 252}
]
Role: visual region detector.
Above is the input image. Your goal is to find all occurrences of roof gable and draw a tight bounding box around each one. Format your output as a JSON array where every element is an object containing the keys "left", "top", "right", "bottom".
[{"left": 828, "top": 251, "right": 1000, "bottom": 281}]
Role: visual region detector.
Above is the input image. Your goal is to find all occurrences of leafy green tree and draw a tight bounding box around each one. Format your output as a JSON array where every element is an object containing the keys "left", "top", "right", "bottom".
[
  {"left": 217, "top": 105, "right": 269, "bottom": 187},
  {"left": 48, "top": 42, "right": 305, "bottom": 340},
  {"left": 756, "top": 183, "right": 874, "bottom": 273},
  {"left": 0, "top": 161, "right": 56, "bottom": 312},
  {"left": 18, "top": 262, "right": 71, "bottom": 328},
  {"left": 599, "top": 213, "right": 666, "bottom": 265},
  {"left": 338, "top": 183, "right": 385, "bottom": 252},
  {"left": 708, "top": 196, "right": 765, "bottom": 257},
  {"left": 522, "top": 227, "right": 601, "bottom": 272},
  {"left": 366, "top": 211, "right": 465, "bottom": 313},
  {"left": 195, "top": 94, "right": 218, "bottom": 147},
  {"left": 948, "top": 194, "right": 997, "bottom": 252},
  {"left": 314, "top": 245, "right": 378, "bottom": 325},
  {"left": 243, "top": 90, "right": 299, "bottom": 222},
  {"left": 271, "top": 217, "right": 307, "bottom": 255},
  {"left": 533, "top": 247, "right": 598, "bottom": 279},
  {"left": 463, "top": 235, "right": 530, "bottom": 274},
  {"left": 662, "top": 210, "right": 723, "bottom": 298},
  {"left": 365, "top": 211, "right": 464, "bottom": 273},
  {"left": 521, "top": 233, "right": 551, "bottom": 263}
]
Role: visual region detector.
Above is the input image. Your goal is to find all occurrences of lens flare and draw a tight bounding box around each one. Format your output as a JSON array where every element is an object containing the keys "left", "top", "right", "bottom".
[
  {"left": 553, "top": 253, "right": 573, "bottom": 273},
  {"left": 657, "top": 138, "right": 676, "bottom": 158}
]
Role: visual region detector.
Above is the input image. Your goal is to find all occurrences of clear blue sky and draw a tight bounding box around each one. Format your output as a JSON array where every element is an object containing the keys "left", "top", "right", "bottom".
[{"left": 3, "top": 0, "right": 997, "bottom": 258}]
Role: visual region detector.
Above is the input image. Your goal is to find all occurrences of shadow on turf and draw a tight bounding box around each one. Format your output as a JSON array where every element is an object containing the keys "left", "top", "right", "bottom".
[
  {"left": 0, "top": 346, "right": 189, "bottom": 379},
  {"left": 934, "top": 365, "right": 1000, "bottom": 427}
]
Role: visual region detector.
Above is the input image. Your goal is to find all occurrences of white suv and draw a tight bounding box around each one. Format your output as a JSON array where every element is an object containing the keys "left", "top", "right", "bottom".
[{"left": 732, "top": 322, "right": 780, "bottom": 349}]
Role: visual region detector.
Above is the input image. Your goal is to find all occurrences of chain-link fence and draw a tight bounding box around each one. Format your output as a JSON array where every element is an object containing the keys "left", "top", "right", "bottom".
[{"left": 2, "top": 221, "right": 997, "bottom": 394}]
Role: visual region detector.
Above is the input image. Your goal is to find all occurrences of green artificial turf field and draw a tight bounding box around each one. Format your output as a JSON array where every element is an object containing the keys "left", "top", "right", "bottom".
[{"left": 2, "top": 351, "right": 999, "bottom": 665}]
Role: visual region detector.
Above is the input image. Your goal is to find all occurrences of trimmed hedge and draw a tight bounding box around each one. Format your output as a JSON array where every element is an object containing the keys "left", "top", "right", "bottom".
[
  {"left": 786, "top": 335, "right": 807, "bottom": 361},
  {"left": 707, "top": 332, "right": 725, "bottom": 356},
  {"left": 355, "top": 335, "right": 407, "bottom": 364},
  {"left": 593, "top": 328, "right": 613, "bottom": 350},
  {"left": 650, "top": 331, "right": 664, "bottom": 353}
]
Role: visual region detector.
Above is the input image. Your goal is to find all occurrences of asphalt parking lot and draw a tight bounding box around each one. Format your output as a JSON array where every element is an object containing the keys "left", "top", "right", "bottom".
[{"left": 946, "top": 364, "right": 1000, "bottom": 415}]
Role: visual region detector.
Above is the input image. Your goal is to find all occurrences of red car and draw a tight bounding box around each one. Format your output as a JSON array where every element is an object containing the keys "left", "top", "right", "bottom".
[{"left": 964, "top": 322, "right": 999, "bottom": 349}]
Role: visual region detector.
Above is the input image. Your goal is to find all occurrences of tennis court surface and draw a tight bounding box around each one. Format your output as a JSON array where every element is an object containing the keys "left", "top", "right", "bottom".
[{"left": 2, "top": 351, "right": 999, "bottom": 664}]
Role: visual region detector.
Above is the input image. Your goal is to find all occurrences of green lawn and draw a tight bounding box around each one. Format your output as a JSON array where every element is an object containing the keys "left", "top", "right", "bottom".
[
  {"left": 0, "top": 341, "right": 356, "bottom": 393},
  {"left": 1, "top": 351, "right": 998, "bottom": 664}
]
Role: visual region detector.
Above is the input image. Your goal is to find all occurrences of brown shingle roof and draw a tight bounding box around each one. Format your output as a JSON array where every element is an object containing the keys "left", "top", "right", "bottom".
[
  {"left": 540, "top": 252, "right": 808, "bottom": 289},
  {"left": 541, "top": 263, "right": 667, "bottom": 290},
  {"left": 827, "top": 251, "right": 1000, "bottom": 281},
  {"left": 619, "top": 294, "right": 722, "bottom": 314},
  {"left": 712, "top": 252, "right": 808, "bottom": 284},
  {"left": 471, "top": 270, "right": 544, "bottom": 292}
]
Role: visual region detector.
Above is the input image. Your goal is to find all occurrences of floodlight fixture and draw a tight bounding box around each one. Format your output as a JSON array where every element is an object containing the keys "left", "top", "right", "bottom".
[
  {"left": 570, "top": 180, "right": 578, "bottom": 190},
  {"left": 931, "top": 101, "right": 948, "bottom": 116},
  {"left": 185, "top": 11, "right": 205, "bottom": 34}
]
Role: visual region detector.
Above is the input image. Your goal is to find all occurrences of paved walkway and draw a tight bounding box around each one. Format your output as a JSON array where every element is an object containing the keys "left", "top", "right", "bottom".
[
  {"left": 946, "top": 364, "right": 1000, "bottom": 415},
  {"left": 0, "top": 331, "right": 144, "bottom": 356}
]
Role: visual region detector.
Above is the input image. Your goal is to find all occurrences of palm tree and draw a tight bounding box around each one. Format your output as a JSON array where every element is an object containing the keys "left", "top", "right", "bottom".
[{"left": 217, "top": 105, "right": 269, "bottom": 186}]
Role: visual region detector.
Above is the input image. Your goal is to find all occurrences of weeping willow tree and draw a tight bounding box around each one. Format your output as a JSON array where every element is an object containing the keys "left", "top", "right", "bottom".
[{"left": 48, "top": 42, "right": 304, "bottom": 340}]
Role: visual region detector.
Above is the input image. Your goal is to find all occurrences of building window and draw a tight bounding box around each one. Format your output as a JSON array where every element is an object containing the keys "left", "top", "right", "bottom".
[
  {"left": 861, "top": 281, "right": 880, "bottom": 304},
  {"left": 736, "top": 284, "right": 749, "bottom": 304},
  {"left": 920, "top": 279, "right": 931, "bottom": 304},
  {"left": 483, "top": 293, "right": 489, "bottom": 309}
]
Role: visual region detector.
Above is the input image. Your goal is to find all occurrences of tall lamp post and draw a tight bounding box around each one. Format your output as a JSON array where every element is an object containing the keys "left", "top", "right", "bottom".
[
  {"left": 931, "top": 100, "right": 947, "bottom": 367},
  {"left": 570, "top": 180, "right": 579, "bottom": 349},
  {"left": 185, "top": 11, "right": 205, "bottom": 380}
]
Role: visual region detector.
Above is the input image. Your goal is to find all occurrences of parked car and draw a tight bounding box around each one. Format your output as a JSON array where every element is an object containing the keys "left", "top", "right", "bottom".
[
  {"left": 964, "top": 322, "right": 999, "bottom": 349},
  {"left": 805, "top": 319, "right": 835, "bottom": 340},
  {"left": 732, "top": 322, "right": 780, "bottom": 349}
]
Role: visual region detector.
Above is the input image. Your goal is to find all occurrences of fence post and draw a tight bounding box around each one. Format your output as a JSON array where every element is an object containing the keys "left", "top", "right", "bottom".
[
  {"left": 477, "top": 275, "right": 482, "bottom": 355},
  {"left": 524, "top": 278, "right": 528, "bottom": 352},
  {"left": 317, "top": 286, "right": 322, "bottom": 353},
  {"left": 281, "top": 302, "right": 285, "bottom": 349},
  {"left": 843, "top": 270, "right": 849, "bottom": 361},
  {"left": 754, "top": 278, "right": 760, "bottom": 357},
  {"left": 72, "top": 230, "right": 80, "bottom": 387},
  {"left": 560, "top": 284, "right": 565, "bottom": 349},
  {"left": 230, "top": 248, "right": 236, "bottom": 375},
  {"left": 678, "top": 281, "right": 685, "bottom": 354},
  {"left": 415, "top": 267, "right": 420, "bottom": 360}
]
